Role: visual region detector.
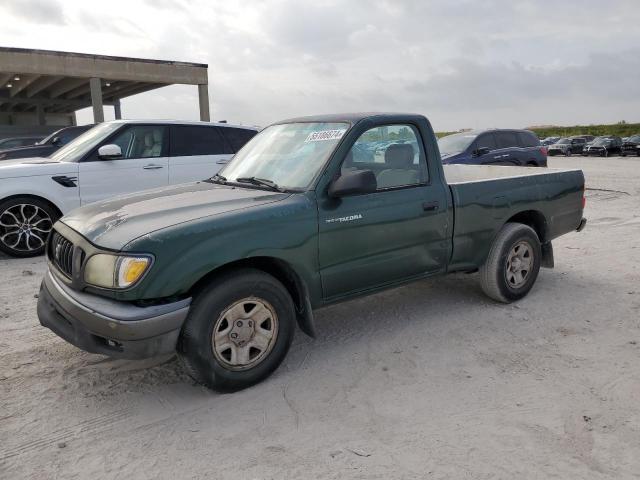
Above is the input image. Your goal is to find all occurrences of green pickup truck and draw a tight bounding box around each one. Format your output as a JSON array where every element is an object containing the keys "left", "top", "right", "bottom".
[{"left": 37, "top": 113, "right": 587, "bottom": 391}]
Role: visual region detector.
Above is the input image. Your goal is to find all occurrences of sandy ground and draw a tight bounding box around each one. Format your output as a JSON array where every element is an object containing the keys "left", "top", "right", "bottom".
[{"left": 1, "top": 157, "right": 639, "bottom": 480}]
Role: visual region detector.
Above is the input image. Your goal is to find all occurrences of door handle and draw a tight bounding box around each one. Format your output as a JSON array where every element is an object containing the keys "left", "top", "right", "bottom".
[
  {"left": 422, "top": 201, "right": 439, "bottom": 212},
  {"left": 143, "top": 164, "right": 164, "bottom": 170}
]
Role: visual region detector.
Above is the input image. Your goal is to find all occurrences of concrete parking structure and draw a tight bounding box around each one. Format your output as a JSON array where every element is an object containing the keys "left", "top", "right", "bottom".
[{"left": 0, "top": 47, "right": 210, "bottom": 127}]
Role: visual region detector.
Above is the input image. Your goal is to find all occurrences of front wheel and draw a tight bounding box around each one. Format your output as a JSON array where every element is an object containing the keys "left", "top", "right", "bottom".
[
  {"left": 0, "top": 197, "right": 58, "bottom": 257},
  {"left": 480, "top": 223, "right": 542, "bottom": 303},
  {"left": 178, "top": 269, "right": 296, "bottom": 391},
  {"left": 565, "top": 149, "right": 572, "bottom": 157}
]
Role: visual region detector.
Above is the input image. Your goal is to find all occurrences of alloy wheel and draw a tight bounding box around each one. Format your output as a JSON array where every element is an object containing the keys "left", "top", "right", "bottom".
[{"left": 0, "top": 204, "right": 53, "bottom": 253}]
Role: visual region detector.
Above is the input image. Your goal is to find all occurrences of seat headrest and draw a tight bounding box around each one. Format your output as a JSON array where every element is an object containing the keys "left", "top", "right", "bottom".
[
  {"left": 384, "top": 143, "right": 414, "bottom": 168},
  {"left": 144, "top": 132, "right": 154, "bottom": 147},
  {"left": 152, "top": 129, "right": 162, "bottom": 143}
]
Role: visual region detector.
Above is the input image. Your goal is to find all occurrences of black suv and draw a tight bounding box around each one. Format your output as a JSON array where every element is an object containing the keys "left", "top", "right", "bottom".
[
  {"left": 0, "top": 124, "right": 94, "bottom": 161},
  {"left": 582, "top": 136, "right": 622, "bottom": 157},
  {"left": 547, "top": 137, "right": 587, "bottom": 156},
  {"left": 438, "top": 129, "right": 547, "bottom": 167},
  {"left": 621, "top": 134, "right": 640, "bottom": 157}
]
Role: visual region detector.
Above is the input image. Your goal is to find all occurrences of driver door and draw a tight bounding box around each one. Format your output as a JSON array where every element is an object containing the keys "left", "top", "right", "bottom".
[
  {"left": 78, "top": 125, "right": 169, "bottom": 205},
  {"left": 318, "top": 124, "right": 450, "bottom": 300}
]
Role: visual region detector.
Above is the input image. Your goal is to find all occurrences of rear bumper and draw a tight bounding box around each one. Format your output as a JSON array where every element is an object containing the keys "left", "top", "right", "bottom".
[
  {"left": 37, "top": 271, "right": 191, "bottom": 359},
  {"left": 576, "top": 217, "right": 587, "bottom": 232}
]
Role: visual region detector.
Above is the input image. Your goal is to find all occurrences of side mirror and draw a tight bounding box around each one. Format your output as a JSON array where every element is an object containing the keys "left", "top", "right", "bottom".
[
  {"left": 97, "top": 144, "right": 122, "bottom": 160},
  {"left": 328, "top": 170, "right": 377, "bottom": 198},
  {"left": 473, "top": 147, "right": 490, "bottom": 157}
]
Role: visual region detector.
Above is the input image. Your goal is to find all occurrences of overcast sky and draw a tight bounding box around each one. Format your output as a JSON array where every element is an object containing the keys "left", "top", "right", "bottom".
[{"left": 1, "top": 0, "right": 639, "bottom": 131}]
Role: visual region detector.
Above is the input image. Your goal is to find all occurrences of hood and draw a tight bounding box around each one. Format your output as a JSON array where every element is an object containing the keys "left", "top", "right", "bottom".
[
  {"left": 550, "top": 143, "right": 568, "bottom": 148},
  {"left": 0, "top": 157, "right": 76, "bottom": 179},
  {"left": 440, "top": 151, "right": 464, "bottom": 163},
  {"left": 60, "top": 181, "right": 290, "bottom": 250},
  {"left": 0, "top": 144, "right": 53, "bottom": 160}
]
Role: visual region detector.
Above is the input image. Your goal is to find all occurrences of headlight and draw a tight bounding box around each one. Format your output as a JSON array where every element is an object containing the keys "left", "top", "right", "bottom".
[{"left": 84, "top": 254, "right": 152, "bottom": 289}]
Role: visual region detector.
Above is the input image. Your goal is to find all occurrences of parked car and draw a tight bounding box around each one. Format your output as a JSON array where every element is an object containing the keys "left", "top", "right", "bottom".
[
  {"left": 438, "top": 129, "right": 547, "bottom": 167},
  {"left": 547, "top": 137, "right": 586, "bottom": 156},
  {"left": 541, "top": 136, "right": 560, "bottom": 146},
  {"left": 0, "top": 120, "right": 258, "bottom": 257},
  {"left": 36, "top": 112, "right": 586, "bottom": 391},
  {"left": 0, "top": 125, "right": 94, "bottom": 161},
  {"left": 582, "top": 136, "right": 622, "bottom": 157},
  {"left": 621, "top": 134, "right": 640, "bottom": 157},
  {"left": 0, "top": 136, "right": 44, "bottom": 149}
]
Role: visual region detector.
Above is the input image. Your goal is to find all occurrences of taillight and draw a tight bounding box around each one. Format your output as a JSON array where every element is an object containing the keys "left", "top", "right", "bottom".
[
  {"left": 540, "top": 146, "right": 548, "bottom": 156},
  {"left": 582, "top": 196, "right": 586, "bottom": 209}
]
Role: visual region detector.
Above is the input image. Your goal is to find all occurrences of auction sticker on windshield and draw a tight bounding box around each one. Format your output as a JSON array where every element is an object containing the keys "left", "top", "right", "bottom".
[{"left": 305, "top": 129, "right": 346, "bottom": 142}]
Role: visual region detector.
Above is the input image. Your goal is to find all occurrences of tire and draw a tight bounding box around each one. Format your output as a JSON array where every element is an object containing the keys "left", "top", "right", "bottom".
[
  {"left": 479, "top": 223, "right": 542, "bottom": 303},
  {"left": 0, "top": 197, "right": 59, "bottom": 257},
  {"left": 565, "top": 149, "right": 571, "bottom": 157},
  {"left": 178, "top": 268, "right": 296, "bottom": 392}
]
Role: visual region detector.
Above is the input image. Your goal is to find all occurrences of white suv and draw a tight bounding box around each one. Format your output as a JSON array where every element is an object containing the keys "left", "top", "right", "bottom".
[{"left": 0, "top": 120, "right": 258, "bottom": 257}]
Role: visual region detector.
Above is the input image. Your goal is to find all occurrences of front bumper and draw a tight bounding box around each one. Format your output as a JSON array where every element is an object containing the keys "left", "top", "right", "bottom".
[{"left": 37, "top": 271, "right": 191, "bottom": 359}]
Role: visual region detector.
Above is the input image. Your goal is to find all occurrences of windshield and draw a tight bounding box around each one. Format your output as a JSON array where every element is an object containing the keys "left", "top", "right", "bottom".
[
  {"left": 49, "top": 123, "right": 120, "bottom": 162},
  {"left": 438, "top": 133, "right": 477, "bottom": 156},
  {"left": 556, "top": 138, "right": 571, "bottom": 144},
  {"left": 37, "top": 130, "right": 62, "bottom": 145},
  {"left": 592, "top": 138, "right": 610, "bottom": 146},
  {"left": 220, "top": 122, "right": 349, "bottom": 190}
]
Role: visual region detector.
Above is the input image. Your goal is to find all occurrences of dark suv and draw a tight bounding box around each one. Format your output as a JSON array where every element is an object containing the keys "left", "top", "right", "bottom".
[
  {"left": 621, "top": 134, "right": 640, "bottom": 157},
  {"left": 547, "top": 137, "right": 586, "bottom": 156},
  {"left": 582, "top": 136, "right": 622, "bottom": 157},
  {"left": 438, "top": 129, "right": 547, "bottom": 167},
  {"left": 0, "top": 124, "right": 94, "bottom": 161}
]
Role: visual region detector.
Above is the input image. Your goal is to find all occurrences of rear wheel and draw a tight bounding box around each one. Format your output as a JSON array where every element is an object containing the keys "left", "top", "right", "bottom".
[
  {"left": 178, "top": 269, "right": 296, "bottom": 391},
  {"left": 0, "top": 197, "right": 58, "bottom": 257},
  {"left": 480, "top": 223, "right": 542, "bottom": 303}
]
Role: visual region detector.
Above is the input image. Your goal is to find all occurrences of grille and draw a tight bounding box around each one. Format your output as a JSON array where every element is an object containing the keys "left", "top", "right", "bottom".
[{"left": 50, "top": 232, "right": 75, "bottom": 277}]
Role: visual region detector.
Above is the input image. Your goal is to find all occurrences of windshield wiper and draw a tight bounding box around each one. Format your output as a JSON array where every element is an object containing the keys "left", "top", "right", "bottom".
[
  {"left": 235, "top": 177, "right": 284, "bottom": 192},
  {"left": 209, "top": 173, "right": 227, "bottom": 184}
]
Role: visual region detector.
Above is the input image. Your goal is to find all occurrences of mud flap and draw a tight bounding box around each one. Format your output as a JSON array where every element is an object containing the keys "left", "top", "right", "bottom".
[
  {"left": 296, "top": 294, "right": 316, "bottom": 338},
  {"left": 541, "top": 241, "right": 554, "bottom": 269}
]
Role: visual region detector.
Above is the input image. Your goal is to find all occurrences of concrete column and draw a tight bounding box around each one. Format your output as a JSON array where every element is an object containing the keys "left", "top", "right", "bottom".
[
  {"left": 89, "top": 77, "right": 104, "bottom": 123},
  {"left": 114, "top": 100, "right": 122, "bottom": 120},
  {"left": 36, "top": 104, "right": 45, "bottom": 126},
  {"left": 198, "top": 84, "right": 210, "bottom": 122}
]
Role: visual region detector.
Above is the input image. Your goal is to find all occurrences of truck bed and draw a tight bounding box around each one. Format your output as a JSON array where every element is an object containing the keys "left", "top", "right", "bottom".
[
  {"left": 443, "top": 164, "right": 581, "bottom": 184},
  {"left": 443, "top": 164, "right": 585, "bottom": 272}
]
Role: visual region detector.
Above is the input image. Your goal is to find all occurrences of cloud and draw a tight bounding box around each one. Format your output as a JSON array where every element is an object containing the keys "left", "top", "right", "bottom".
[
  {"left": 0, "top": 0, "right": 639, "bottom": 130},
  {"left": 1, "top": 0, "right": 66, "bottom": 25}
]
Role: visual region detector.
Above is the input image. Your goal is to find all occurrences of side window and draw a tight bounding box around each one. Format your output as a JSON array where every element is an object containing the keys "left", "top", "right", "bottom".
[
  {"left": 170, "top": 126, "right": 230, "bottom": 156},
  {"left": 171, "top": 125, "right": 230, "bottom": 157},
  {"left": 495, "top": 132, "right": 519, "bottom": 149},
  {"left": 342, "top": 124, "right": 427, "bottom": 190},
  {"left": 220, "top": 127, "right": 258, "bottom": 153},
  {"left": 517, "top": 132, "right": 539, "bottom": 147},
  {"left": 107, "top": 125, "right": 167, "bottom": 159},
  {"left": 475, "top": 133, "right": 496, "bottom": 151}
]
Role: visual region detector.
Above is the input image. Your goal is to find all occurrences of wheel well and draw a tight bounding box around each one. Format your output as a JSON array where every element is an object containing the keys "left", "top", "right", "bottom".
[
  {"left": 188, "top": 257, "right": 306, "bottom": 316},
  {"left": 0, "top": 194, "right": 63, "bottom": 219},
  {"left": 506, "top": 210, "right": 547, "bottom": 242}
]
